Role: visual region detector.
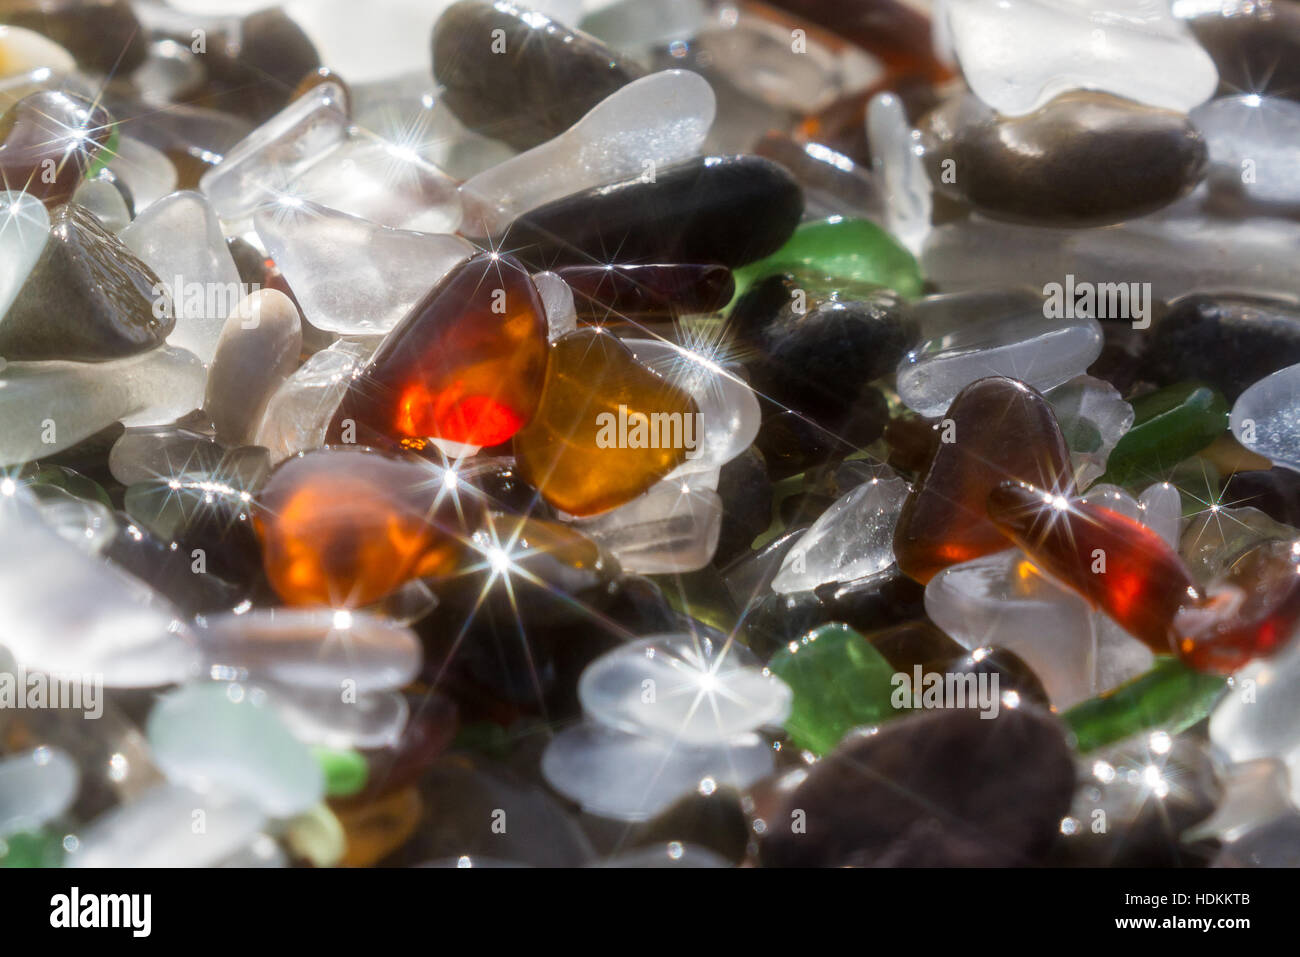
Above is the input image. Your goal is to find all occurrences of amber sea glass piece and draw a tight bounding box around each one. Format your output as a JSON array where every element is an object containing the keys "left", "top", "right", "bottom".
[
  {"left": 334, "top": 785, "right": 423, "bottom": 868},
  {"left": 329, "top": 253, "right": 549, "bottom": 450},
  {"left": 892, "top": 376, "right": 1073, "bottom": 584},
  {"left": 255, "top": 448, "right": 484, "bottom": 607},
  {"left": 513, "top": 329, "right": 699, "bottom": 517}
]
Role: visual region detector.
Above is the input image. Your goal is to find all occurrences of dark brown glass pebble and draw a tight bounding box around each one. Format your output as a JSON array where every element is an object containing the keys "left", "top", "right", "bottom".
[
  {"left": 497, "top": 156, "right": 804, "bottom": 270},
  {"left": 432, "top": 0, "right": 644, "bottom": 151},
  {"left": 556, "top": 264, "right": 734, "bottom": 320}
]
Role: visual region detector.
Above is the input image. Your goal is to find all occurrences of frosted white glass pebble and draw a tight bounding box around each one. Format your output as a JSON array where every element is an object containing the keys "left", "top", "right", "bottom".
[
  {"left": 71, "top": 178, "right": 131, "bottom": 233},
  {"left": 0, "top": 489, "right": 199, "bottom": 687},
  {"left": 120, "top": 190, "right": 245, "bottom": 364},
  {"left": 0, "top": 189, "right": 49, "bottom": 324},
  {"left": 923, "top": 210, "right": 1300, "bottom": 303},
  {"left": 1091, "top": 614, "right": 1155, "bottom": 694},
  {"left": 262, "top": 682, "right": 408, "bottom": 750},
  {"left": 198, "top": 608, "right": 421, "bottom": 693},
  {"left": 106, "top": 137, "right": 178, "bottom": 215},
  {"left": 1116, "top": 211, "right": 1293, "bottom": 309},
  {"left": 581, "top": 0, "right": 708, "bottom": 56},
  {"left": 943, "top": 0, "right": 1218, "bottom": 117},
  {"left": 1210, "top": 637, "right": 1300, "bottom": 805},
  {"left": 867, "top": 92, "right": 931, "bottom": 256},
  {"left": 1183, "top": 759, "right": 1295, "bottom": 845},
  {"left": 541, "top": 721, "right": 774, "bottom": 822},
  {"left": 0, "top": 345, "right": 205, "bottom": 464},
  {"left": 1080, "top": 483, "right": 1139, "bottom": 520},
  {"left": 532, "top": 271, "right": 577, "bottom": 341},
  {"left": 1212, "top": 814, "right": 1300, "bottom": 866},
  {"left": 909, "top": 288, "right": 1043, "bottom": 340},
  {"left": 926, "top": 549, "right": 1097, "bottom": 708},
  {"left": 579, "top": 632, "right": 791, "bottom": 745},
  {"left": 203, "top": 289, "right": 303, "bottom": 445},
  {"left": 216, "top": 832, "right": 289, "bottom": 868},
  {"left": 0, "top": 746, "right": 78, "bottom": 838},
  {"left": 255, "top": 200, "right": 472, "bottom": 335},
  {"left": 108, "top": 426, "right": 221, "bottom": 486},
  {"left": 1191, "top": 95, "right": 1300, "bottom": 207},
  {"left": 772, "top": 472, "right": 911, "bottom": 594},
  {"left": 67, "top": 783, "right": 264, "bottom": 868},
  {"left": 36, "top": 486, "right": 117, "bottom": 555},
  {"left": 286, "top": 0, "right": 437, "bottom": 85},
  {"left": 291, "top": 135, "right": 463, "bottom": 234},
  {"left": 1139, "top": 482, "right": 1182, "bottom": 549},
  {"left": 1231, "top": 361, "right": 1300, "bottom": 472},
  {"left": 350, "top": 73, "right": 516, "bottom": 181},
  {"left": 573, "top": 482, "right": 722, "bottom": 574},
  {"left": 254, "top": 339, "right": 368, "bottom": 463},
  {"left": 694, "top": 8, "right": 878, "bottom": 114},
  {"left": 1046, "top": 375, "right": 1133, "bottom": 490},
  {"left": 130, "top": 38, "right": 205, "bottom": 114},
  {"left": 199, "top": 80, "right": 349, "bottom": 221},
  {"left": 922, "top": 218, "right": 1068, "bottom": 293},
  {"left": 897, "top": 312, "right": 1103, "bottom": 418},
  {"left": 461, "top": 70, "right": 715, "bottom": 235},
  {"left": 147, "top": 682, "right": 324, "bottom": 818}
]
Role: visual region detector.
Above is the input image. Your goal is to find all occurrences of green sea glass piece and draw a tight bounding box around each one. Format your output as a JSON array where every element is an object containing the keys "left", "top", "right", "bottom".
[
  {"left": 1062, "top": 657, "right": 1227, "bottom": 753},
  {"left": 730, "top": 217, "right": 923, "bottom": 308},
  {"left": 313, "top": 747, "right": 368, "bottom": 798},
  {"left": 766, "top": 623, "right": 899, "bottom": 755},
  {"left": 1100, "top": 383, "right": 1228, "bottom": 487}
]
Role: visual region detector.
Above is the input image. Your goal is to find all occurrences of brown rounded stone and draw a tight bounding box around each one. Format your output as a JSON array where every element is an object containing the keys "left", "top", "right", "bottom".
[{"left": 921, "top": 91, "right": 1208, "bottom": 227}]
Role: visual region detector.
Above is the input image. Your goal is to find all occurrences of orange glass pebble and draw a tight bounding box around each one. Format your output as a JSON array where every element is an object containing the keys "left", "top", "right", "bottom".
[
  {"left": 329, "top": 252, "right": 549, "bottom": 450},
  {"left": 254, "top": 447, "right": 483, "bottom": 607},
  {"left": 513, "top": 329, "right": 699, "bottom": 517},
  {"left": 988, "top": 481, "right": 1204, "bottom": 654},
  {"left": 334, "top": 786, "right": 423, "bottom": 868},
  {"left": 893, "top": 376, "right": 1074, "bottom": 584}
]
